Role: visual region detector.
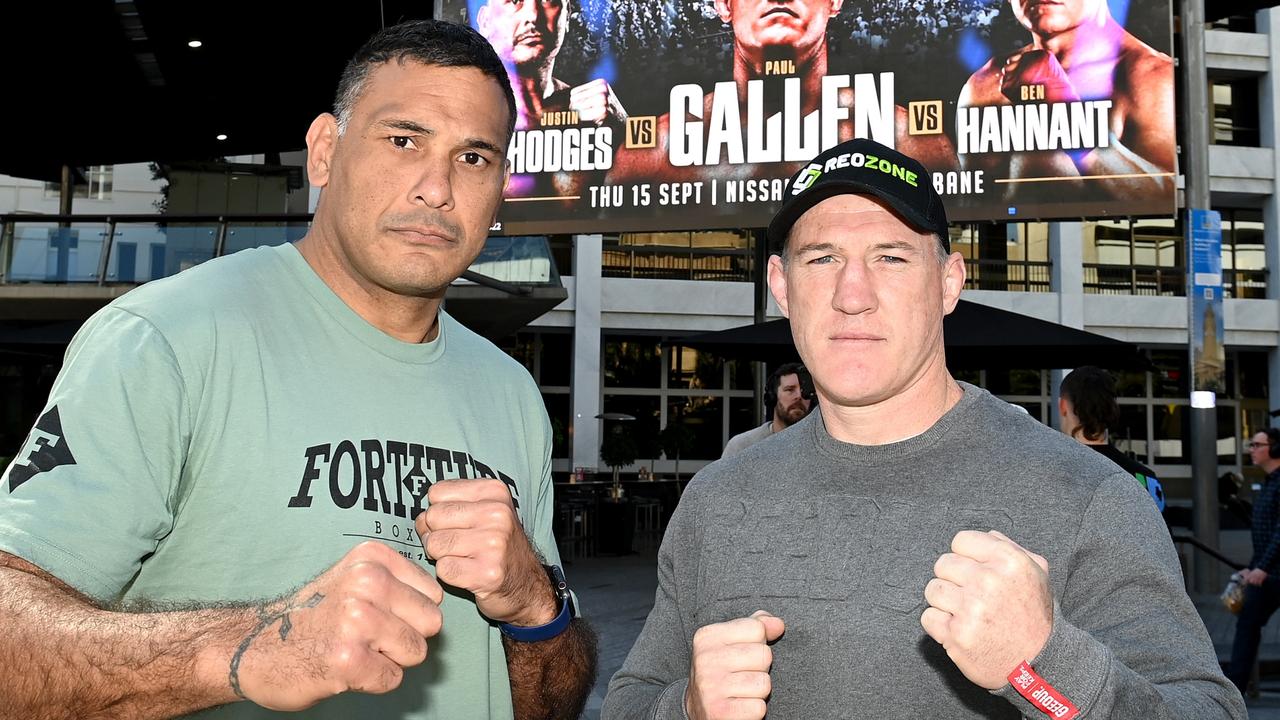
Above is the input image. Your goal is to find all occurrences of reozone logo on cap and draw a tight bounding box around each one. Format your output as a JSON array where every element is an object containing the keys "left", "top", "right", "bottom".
[{"left": 790, "top": 152, "right": 920, "bottom": 195}]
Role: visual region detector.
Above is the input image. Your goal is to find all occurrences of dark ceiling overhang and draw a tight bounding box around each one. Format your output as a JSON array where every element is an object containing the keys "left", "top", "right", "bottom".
[
  {"left": 680, "top": 299, "right": 1153, "bottom": 371},
  {"left": 1, "top": 1, "right": 432, "bottom": 183}
]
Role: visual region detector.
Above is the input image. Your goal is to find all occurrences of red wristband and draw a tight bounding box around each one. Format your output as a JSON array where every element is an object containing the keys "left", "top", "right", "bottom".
[{"left": 1008, "top": 661, "right": 1079, "bottom": 720}]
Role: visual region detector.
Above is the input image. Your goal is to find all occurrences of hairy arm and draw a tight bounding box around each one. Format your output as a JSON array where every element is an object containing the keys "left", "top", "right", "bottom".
[
  {"left": 0, "top": 551, "right": 249, "bottom": 720},
  {"left": 505, "top": 619, "right": 599, "bottom": 720},
  {"left": 0, "top": 540, "right": 444, "bottom": 720}
]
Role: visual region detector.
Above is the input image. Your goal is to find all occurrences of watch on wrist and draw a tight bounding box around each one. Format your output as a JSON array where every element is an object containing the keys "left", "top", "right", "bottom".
[{"left": 498, "top": 564, "right": 575, "bottom": 642}]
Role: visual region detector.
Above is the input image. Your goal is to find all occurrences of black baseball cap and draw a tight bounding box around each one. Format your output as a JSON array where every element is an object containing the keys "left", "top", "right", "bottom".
[{"left": 767, "top": 138, "right": 950, "bottom": 253}]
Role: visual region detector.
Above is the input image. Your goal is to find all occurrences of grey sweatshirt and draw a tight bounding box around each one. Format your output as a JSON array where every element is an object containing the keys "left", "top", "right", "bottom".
[{"left": 602, "top": 384, "right": 1245, "bottom": 719}]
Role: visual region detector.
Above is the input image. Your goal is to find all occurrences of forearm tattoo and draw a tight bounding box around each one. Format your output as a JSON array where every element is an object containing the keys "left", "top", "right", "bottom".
[{"left": 227, "top": 592, "right": 325, "bottom": 700}]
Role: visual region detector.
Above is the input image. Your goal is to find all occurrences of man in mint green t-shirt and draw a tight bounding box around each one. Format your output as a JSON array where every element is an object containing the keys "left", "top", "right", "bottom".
[{"left": 0, "top": 19, "right": 595, "bottom": 720}]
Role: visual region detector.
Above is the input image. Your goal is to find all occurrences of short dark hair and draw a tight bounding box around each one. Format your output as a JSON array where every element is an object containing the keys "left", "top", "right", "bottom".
[
  {"left": 334, "top": 19, "right": 516, "bottom": 142},
  {"left": 765, "top": 362, "right": 813, "bottom": 415},
  {"left": 1059, "top": 366, "right": 1119, "bottom": 441}
]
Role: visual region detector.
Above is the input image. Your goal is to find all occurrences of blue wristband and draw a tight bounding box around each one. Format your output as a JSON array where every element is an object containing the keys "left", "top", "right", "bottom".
[{"left": 499, "top": 565, "right": 574, "bottom": 642}]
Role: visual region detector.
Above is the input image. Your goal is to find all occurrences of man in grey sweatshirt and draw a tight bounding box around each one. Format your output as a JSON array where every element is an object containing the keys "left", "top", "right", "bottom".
[{"left": 601, "top": 137, "right": 1245, "bottom": 720}]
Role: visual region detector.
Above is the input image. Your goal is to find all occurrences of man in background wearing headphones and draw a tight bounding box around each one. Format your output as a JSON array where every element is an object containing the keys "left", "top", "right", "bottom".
[
  {"left": 722, "top": 363, "right": 814, "bottom": 458},
  {"left": 1228, "top": 427, "right": 1280, "bottom": 694}
]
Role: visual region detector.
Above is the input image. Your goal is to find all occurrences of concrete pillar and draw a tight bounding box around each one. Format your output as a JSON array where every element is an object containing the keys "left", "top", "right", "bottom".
[
  {"left": 571, "top": 234, "right": 603, "bottom": 471},
  {"left": 1260, "top": 10, "right": 1280, "bottom": 416},
  {"left": 1049, "top": 221, "right": 1085, "bottom": 429}
]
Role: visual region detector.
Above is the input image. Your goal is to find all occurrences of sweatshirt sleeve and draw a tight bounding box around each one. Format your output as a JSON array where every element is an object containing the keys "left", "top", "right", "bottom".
[
  {"left": 1254, "top": 519, "right": 1280, "bottom": 574},
  {"left": 600, "top": 482, "right": 704, "bottom": 720},
  {"left": 993, "top": 473, "right": 1246, "bottom": 719}
]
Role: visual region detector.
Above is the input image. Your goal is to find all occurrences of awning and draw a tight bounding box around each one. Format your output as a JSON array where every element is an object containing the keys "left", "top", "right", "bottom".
[{"left": 679, "top": 299, "right": 1153, "bottom": 371}]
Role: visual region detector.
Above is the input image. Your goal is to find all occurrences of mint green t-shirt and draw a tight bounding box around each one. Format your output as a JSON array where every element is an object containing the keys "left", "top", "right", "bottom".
[{"left": 0, "top": 243, "right": 559, "bottom": 719}]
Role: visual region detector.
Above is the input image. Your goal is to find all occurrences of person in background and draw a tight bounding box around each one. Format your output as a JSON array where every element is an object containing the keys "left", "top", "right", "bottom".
[
  {"left": 1228, "top": 428, "right": 1280, "bottom": 695},
  {"left": 722, "top": 362, "right": 813, "bottom": 457},
  {"left": 1059, "top": 365, "right": 1165, "bottom": 512}
]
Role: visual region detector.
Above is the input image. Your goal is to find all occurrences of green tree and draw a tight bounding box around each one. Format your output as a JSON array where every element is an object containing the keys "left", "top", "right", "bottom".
[{"left": 601, "top": 426, "right": 638, "bottom": 498}]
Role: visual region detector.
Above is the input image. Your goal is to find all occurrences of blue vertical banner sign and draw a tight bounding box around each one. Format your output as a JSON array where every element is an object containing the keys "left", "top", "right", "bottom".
[{"left": 1189, "top": 209, "right": 1225, "bottom": 393}]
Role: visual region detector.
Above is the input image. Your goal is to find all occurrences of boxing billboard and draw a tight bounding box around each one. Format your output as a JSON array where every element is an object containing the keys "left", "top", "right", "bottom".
[{"left": 437, "top": 0, "right": 1176, "bottom": 236}]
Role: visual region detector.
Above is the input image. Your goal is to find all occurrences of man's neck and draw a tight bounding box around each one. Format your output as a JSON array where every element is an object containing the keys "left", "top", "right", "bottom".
[
  {"left": 770, "top": 416, "right": 787, "bottom": 434},
  {"left": 732, "top": 42, "right": 828, "bottom": 114},
  {"left": 819, "top": 362, "right": 963, "bottom": 445},
  {"left": 294, "top": 230, "right": 442, "bottom": 344},
  {"left": 1265, "top": 461, "right": 1280, "bottom": 477},
  {"left": 1079, "top": 432, "right": 1108, "bottom": 447},
  {"left": 1034, "top": 16, "right": 1124, "bottom": 71},
  {"left": 512, "top": 64, "right": 557, "bottom": 128}
]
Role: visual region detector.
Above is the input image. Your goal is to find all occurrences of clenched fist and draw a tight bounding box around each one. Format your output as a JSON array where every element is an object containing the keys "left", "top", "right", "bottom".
[
  {"left": 685, "top": 610, "right": 785, "bottom": 720},
  {"left": 229, "top": 541, "right": 444, "bottom": 711},
  {"left": 1000, "top": 49, "right": 1080, "bottom": 105},
  {"left": 416, "top": 478, "right": 555, "bottom": 628},
  {"left": 569, "top": 78, "right": 627, "bottom": 127},
  {"left": 920, "top": 530, "right": 1053, "bottom": 690}
]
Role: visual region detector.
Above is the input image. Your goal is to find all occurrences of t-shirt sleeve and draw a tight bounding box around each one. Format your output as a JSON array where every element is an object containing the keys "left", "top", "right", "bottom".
[
  {"left": 0, "top": 307, "right": 189, "bottom": 603},
  {"left": 526, "top": 404, "right": 560, "bottom": 570}
]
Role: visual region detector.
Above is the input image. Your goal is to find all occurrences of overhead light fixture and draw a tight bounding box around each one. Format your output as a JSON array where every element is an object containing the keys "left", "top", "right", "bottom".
[
  {"left": 188, "top": 40, "right": 203, "bottom": 48},
  {"left": 215, "top": 134, "right": 228, "bottom": 141}
]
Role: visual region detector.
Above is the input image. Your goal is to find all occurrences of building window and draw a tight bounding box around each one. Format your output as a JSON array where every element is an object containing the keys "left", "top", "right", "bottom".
[
  {"left": 600, "top": 334, "right": 755, "bottom": 465},
  {"left": 1220, "top": 208, "right": 1267, "bottom": 298},
  {"left": 43, "top": 165, "right": 114, "bottom": 201},
  {"left": 1211, "top": 77, "right": 1261, "bottom": 147},
  {"left": 602, "top": 229, "right": 756, "bottom": 282},
  {"left": 1208, "top": 15, "right": 1257, "bottom": 32},
  {"left": 949, "top": 222, "right": 1051, "bottom": 292},
  {"left": 1083, "top": 217, "right": 1185, "bottom": 296},
  {"left": 500, "top": 330, "right": 572, "bottom": 459},
  {"left": 548, "top": 234, "right": 573, "bottom": 277},
  {"left": 1084, "top": 210, "right": 1269, "bottom": 297}
]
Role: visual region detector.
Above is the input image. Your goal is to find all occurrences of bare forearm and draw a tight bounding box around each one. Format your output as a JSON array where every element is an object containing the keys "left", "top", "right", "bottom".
[
  {"left": 504, "top": 619, "right": 598, "bottom": 720},
  {"left": 0, "top": 566, "right": 251, "bottom": 720}
]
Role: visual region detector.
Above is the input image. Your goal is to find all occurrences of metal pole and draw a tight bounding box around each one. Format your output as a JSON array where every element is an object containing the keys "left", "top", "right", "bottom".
[
  {"left": 1182, "top": 0, "right": 1219, "bottom": 594},
  {"left": 0, "top": 219, "right": 12, "bottom": 285},
  {"left": 96, "top": 218, "right": 117, "bottom": 286},
  {"left": 213, "top": 217, "right": 229, "bottom": 258},
  {"left": 59, "top": 165, "right": 73, "bottom": 220},
  {"left": 753, "top": 229, "right": 770, "bottom": 424}
]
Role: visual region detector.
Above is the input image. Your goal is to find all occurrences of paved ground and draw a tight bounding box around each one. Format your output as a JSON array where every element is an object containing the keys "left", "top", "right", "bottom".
[
  {"left": 570, "top": 550, "right": 661, "bottom": 718},
  {"left": 569, "top": 548, "right": 1280, "bottom": 719}
]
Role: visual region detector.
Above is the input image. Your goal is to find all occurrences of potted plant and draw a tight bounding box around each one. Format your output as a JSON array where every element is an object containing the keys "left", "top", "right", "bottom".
[{"left": 600, "top": 425, "right": 638, "bottom": 500}]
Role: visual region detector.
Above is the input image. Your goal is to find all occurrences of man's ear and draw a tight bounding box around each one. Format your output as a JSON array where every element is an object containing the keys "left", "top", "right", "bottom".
[
  {"left": 767, "top": 254, "right": 790, "bottom": 318},
  {"left": 940, "top": 250, "right": 966, "bottom": 315},
  {"left": 306, "top": 113, "right": 340, "bottom": 189},
  {"left": 714, "top": 0, "right": 733, "bottom": 24},
  {"left": 476, "top": 3, "right": 495, "bottom": 37}
]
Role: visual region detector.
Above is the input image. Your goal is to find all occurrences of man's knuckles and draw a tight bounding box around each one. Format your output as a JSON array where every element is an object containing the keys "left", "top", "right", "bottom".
[
  {"left": 346, "top": 560, "right": 394, "bottom": 594},
  {"left": 336, "top": 596, "right": 380, "bottom": 636},
  {"left": 395, "top": 624, "right": 429, "bottom": 665},
  {"left": 347, "top": 539, "right": 398, "bottom": 564}
]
